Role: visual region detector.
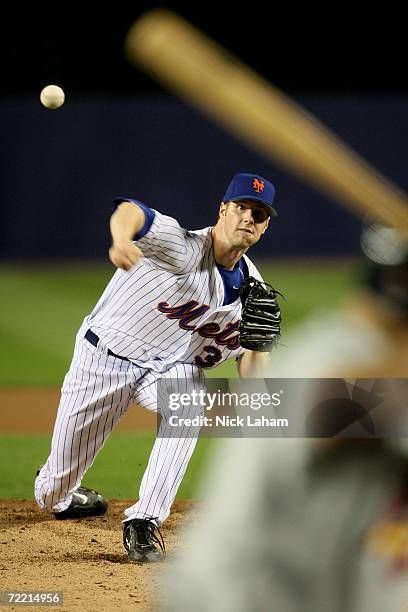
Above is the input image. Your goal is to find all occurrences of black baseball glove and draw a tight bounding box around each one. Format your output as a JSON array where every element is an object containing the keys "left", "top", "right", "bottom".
[{"left": 239, "top": 276, "right": 283, "bottom": 352}]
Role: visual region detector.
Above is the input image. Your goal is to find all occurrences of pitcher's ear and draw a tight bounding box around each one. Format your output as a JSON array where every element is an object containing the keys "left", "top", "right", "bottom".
[
  {"left": 262, "top": 217, "right": 270, "bottom": 234},
  {"left": 220, "top": 201, "right": 228, "bottom": 216}
]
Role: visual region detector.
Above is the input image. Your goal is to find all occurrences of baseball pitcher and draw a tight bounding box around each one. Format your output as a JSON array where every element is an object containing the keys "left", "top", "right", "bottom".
[{"left": 34, "top": 172, "right": 282, "bottom": 562}]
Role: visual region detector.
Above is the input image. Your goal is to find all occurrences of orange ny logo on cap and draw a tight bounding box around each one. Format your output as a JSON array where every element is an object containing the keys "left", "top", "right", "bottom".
[{"left": 252, "top": 178, "right": 264, "bottom": 193}]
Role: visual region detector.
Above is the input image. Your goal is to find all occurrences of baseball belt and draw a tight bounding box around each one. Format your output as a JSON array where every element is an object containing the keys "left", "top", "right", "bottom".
[{"left": 84, "top": 329, "right": 130, "bottom": 362}]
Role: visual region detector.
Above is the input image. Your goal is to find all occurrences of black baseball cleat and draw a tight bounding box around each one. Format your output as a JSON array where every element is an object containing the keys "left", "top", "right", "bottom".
[
  {"left": 123, "top": 518, "right": 165, "bottom": 562},
  {"left": 53, "top": 487, "right": 108, "bottom": 520}
]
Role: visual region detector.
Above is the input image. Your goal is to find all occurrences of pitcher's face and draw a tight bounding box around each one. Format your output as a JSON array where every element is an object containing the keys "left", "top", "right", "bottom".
[{"left": 220, "top": 200, "right": 270, "bottom": 248}]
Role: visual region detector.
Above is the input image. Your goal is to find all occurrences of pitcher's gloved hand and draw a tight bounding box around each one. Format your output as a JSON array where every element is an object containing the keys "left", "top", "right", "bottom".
[{"left": 239, "top": 276, "right": 283, "bottom": 352}]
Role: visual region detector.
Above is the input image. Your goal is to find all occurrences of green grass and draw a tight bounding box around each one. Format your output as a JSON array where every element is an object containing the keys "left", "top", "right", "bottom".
[
  {"left": 0, "top": 262, "right": 115, "bottom": 385},
  {"left": 0, "top": 432, "right": 214, "bottom": 500},
  {"left": 0, "top": 259, "right": 359, "bottom": 500},
  {"left": 0, "top": 259, "right": 359, "bottom": 385}
]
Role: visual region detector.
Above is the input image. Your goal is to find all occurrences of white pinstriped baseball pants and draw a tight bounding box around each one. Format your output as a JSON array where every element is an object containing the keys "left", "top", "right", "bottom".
[{"left": 34, "top": 321, "right": 205, "bottom": 525}]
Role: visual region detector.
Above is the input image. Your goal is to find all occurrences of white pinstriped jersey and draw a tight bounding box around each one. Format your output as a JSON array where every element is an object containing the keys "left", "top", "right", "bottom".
[{"left": 88, "top": 206, "right": 263, "bottom": 372}]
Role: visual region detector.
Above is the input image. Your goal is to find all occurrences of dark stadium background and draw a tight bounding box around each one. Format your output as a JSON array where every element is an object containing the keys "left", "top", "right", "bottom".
[
  {"left": 2, "top": 4, "right": 406, "bottom": 95},
  {"left": 1, "top": 3, "right": 406, "bottom": 259}
]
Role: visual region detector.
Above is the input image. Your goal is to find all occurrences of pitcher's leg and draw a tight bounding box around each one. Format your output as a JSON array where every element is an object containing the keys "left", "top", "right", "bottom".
[
  {"left": 35, "top": 336, "right": 136, "bottom": 513},
  {"left": 125, "top": 364, "right": 204, "bottom": 524},
  {"left": 124, "top": 431, "right": 199, "bottom": 524}
]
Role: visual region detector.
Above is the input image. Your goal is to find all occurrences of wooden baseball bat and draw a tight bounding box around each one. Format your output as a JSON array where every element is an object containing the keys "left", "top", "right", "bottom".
[{"left": 125, "top": 9, "right": 408, "bottom": 234}]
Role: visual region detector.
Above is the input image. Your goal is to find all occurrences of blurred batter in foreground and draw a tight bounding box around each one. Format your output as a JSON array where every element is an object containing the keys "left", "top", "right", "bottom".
[{"left": 163, "top": 225, "right": 408, "bottom": 612}]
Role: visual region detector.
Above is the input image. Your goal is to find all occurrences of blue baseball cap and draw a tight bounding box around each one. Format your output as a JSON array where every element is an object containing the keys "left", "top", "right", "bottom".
[{"left": 223, "top": 173, "right": 277, "bottom": 218}]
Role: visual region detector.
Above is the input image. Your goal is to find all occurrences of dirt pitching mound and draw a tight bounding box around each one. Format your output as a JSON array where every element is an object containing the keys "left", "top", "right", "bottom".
[{"left": 0, "top": 499, "right": 200, "bottom": 611}]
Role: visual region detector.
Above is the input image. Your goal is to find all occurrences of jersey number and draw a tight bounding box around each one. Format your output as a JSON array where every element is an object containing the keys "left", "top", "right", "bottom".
[{"left": 194, "top": 345, "right": 222, "bottom": 368}]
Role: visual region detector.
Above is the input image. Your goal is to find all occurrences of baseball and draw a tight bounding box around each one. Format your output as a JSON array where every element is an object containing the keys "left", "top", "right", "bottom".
[{"left": 40, "top": 84, "right": 65, "bottom": 109}]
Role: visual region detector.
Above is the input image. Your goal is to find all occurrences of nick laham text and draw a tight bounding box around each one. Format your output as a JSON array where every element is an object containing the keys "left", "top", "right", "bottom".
[{"left": 168, "top": 415, "right": 289, "bottom": 428}]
